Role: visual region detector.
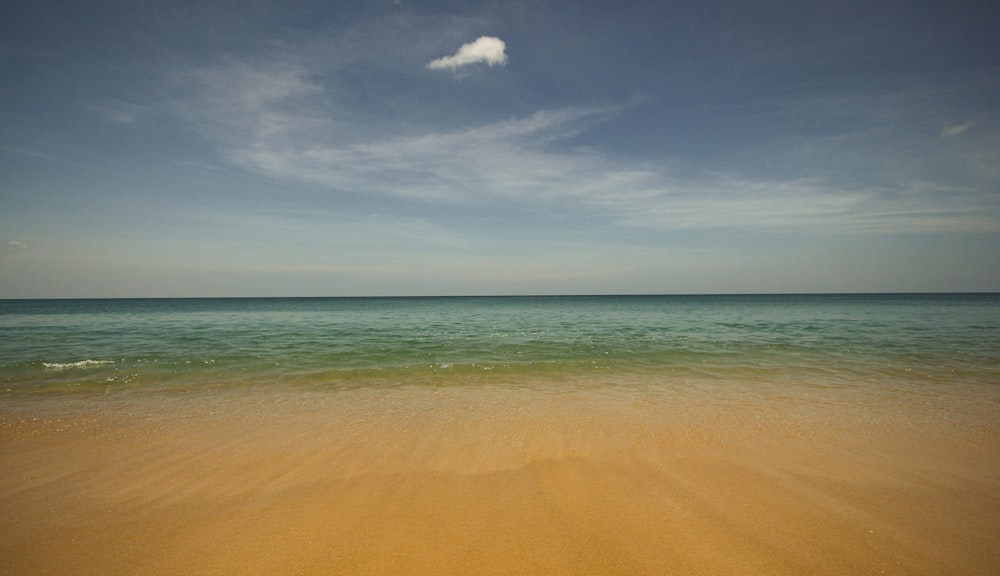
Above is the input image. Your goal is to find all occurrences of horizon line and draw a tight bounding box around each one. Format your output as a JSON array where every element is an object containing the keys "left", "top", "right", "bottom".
[{"left": 2, "top": 291, "right": 998, "bottom": 301}]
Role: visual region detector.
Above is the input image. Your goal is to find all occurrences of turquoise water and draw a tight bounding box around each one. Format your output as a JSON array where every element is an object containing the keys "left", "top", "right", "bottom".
[{"left": 1, "top": 294, "right": 998, "bottom": 393}]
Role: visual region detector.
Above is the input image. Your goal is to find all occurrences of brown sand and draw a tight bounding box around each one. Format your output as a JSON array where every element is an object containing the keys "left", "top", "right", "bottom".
[{"left": 2, "top": 383, "right": 998, "bottom": 575}]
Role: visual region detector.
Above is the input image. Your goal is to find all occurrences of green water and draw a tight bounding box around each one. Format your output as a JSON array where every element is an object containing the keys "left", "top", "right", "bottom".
[{"left": 1, "top": 294, "right": 998, "bottom": 393}]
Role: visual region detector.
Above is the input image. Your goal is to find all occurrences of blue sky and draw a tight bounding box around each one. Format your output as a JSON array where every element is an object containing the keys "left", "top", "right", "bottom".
[{"left": 1, "top": 0, "right": 998, "bottom": 297}]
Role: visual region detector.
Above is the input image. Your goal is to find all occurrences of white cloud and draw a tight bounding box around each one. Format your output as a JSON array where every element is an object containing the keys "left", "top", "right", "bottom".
[
  {"left": 940, "top": 121, "right": 972, "bottom": 138},
  {"left": 427, "top": 36, "right": 508, "bottom": 71},
  {"left": 1, "top": 240, "right": 28, "bottom": 256}
]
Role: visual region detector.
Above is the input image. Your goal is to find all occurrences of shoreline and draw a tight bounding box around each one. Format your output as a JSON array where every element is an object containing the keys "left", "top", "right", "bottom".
[{"left": 2, "top": 384, "right": 999, "bottom": 575}]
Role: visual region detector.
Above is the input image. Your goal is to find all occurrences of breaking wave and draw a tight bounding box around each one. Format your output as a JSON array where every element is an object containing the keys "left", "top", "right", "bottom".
[{"left": 42, "top": 359, "right": 115, "bottom": 370}]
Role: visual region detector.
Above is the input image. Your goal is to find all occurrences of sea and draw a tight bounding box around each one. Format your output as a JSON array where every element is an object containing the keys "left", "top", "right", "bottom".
[{"left": 1, "top": 294, "right": 998, "bottom": 404}]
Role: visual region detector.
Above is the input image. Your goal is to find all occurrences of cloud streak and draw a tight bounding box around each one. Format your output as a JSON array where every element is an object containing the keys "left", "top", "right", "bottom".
[
  {"left": 1, "top": 240, "right": 28, "bottom": 256},
  {"left": 172, "top": 55, "right": 999, "bottom": 242},
  {"left": 427, "top": 36, "right": 508, "bottom": 70},
  {"left": 940, "top": 121, "right": 972, "bottom": 138},
  {"left": 92, "top": 100, "right": 143, "bottom": 124}
]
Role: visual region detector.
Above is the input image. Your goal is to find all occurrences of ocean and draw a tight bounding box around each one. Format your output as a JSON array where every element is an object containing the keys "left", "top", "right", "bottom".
[{"left": 2, "top": 293, "right": 998, "bottom": 400}]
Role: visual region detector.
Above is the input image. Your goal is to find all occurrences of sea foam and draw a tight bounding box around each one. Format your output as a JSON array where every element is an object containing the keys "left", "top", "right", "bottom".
[{"left": 42, "top": 359, "right": 114, "bottom": 370}]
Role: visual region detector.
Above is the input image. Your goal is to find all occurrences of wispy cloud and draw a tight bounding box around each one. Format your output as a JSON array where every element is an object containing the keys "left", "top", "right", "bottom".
[
  {"left": 1, "top": 240, "right": 28, "bottom": 256},
  {"left": 427, "top": 36, "right": 508, "bottom": 71},
  {"left": 176, "top": 59, "right": 614, "bottom": 202},
  {"left": 171, "top": 55, "right": 998, "bottom": 240},
  {"left": 940, "top": 121, "right": 972, "bottom": 138},
  {"left": 609, "top": 177, "right": 999, "bottom": 235},
  {"left": 174, "top": 59, "right": 323, "bottom": 142},
  {"left": 91, "top": 100, "right": 143, "bottom": 124}
]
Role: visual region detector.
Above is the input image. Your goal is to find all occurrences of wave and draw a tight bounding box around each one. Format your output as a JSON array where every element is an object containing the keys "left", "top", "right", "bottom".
[{"left": 42, "top": 359, "right": 115, "bottom": 370}]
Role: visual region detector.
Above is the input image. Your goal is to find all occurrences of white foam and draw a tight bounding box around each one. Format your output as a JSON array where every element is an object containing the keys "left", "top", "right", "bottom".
[{"left": 42, "top": 359, "right": 115, "bottom": 370}]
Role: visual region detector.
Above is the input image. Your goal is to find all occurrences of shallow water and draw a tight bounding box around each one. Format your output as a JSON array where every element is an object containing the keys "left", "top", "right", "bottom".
[{"left": 2, "top": 294, "right": 998, "bottom": 396}]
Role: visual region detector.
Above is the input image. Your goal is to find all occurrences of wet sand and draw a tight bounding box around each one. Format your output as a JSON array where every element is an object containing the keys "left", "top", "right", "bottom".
[{"left": 2, "top": 383, "right": 999, "bottom": 575}]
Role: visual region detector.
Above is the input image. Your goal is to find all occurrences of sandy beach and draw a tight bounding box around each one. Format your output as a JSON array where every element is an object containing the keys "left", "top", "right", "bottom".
[{"left": 2, "top": 383, "right": 998, "bottom": 575}]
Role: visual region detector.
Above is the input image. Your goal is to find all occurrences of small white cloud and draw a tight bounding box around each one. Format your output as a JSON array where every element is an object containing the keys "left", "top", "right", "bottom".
[
  {"left": 939, "top": 121, "right": 972, "bottom": 138},
  {"left": 427, "top": 36, "right": 508, "bottom": 71},
  {"left": 2, "top": 240, "right": 28, "bottom": 255}
]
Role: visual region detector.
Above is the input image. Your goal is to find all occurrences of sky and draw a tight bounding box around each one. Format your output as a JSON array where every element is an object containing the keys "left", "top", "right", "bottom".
[{"left": 1, "top": 0, "right": 998, "bottom": 297}]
